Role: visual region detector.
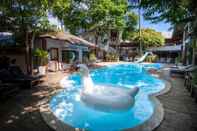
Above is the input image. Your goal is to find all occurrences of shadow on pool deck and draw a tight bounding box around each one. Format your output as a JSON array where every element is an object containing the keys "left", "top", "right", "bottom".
[
  {"left": 0, "top": 84, "right": 54, "bottom": 131},
  {"left": 0, "top": 71, "right": 197, "bottom": 131}
]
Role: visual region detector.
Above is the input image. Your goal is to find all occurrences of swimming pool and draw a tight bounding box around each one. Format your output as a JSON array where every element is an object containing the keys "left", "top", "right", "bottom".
[{"left": 49, "top": 63, "right": 165, "bottom": 131}]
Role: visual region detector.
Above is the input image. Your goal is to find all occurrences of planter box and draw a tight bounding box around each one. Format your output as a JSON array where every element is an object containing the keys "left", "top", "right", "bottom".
[{"left": 38, "top": 66, "right": 46, "bottom": 75}]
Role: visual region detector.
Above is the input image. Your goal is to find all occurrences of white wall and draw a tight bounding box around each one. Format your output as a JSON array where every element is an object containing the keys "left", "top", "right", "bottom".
[
  {"left": 46, "top": 38, "right": 69, "bottom": 61},
  {"left": 44, "top": 38, "right": 92, "bottom": 71}
]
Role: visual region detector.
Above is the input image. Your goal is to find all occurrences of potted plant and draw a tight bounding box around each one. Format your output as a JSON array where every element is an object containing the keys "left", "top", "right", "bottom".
[
  {"left": 89, "top": 52, "right": 97, "bottom": 63},
  {"left": 175, "top": 55, "right": 181, "bottom": 66},
  {"left": 33, "top": 48, "right": 48, "bottom": 75},
  {"left": 105, "top": 53, "right": 111, "bottom": 62}
]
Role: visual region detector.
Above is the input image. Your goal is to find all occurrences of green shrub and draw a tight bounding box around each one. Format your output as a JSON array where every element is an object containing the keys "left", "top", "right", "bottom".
[
  {"left": 89, "top": 52, "right": 97, "bottom": 62},
  {"left": 145, "top": 55, "right": 158, "bottom": 63},
  {"left": 105, "top": 53, "right": 119, "bottom": 62},
  {"left": 175, "top": 55, "right": 181, "bottom": 64}
]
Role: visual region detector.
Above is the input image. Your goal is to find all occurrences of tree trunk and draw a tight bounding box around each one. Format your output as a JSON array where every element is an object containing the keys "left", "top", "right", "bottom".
[
  {"left": 95, "top": 34, "right": 99, "bottom": 58},
  {"left": 29, "top": 32, "right": 35, "bottom": 75},
  {"left": 25, "top": 31, "right": 31, "bottom": 74}
]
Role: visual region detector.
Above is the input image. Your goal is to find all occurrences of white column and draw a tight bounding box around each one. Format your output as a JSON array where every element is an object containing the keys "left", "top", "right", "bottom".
[
  {"left": 78, "top": 49, "right": 83, "bottom": 63},
  {"left": 192, "top": 48, "right": 195, "bottom": 65},
  {"left": 58, "top": 47, "right": 62, "bottom": 70}
]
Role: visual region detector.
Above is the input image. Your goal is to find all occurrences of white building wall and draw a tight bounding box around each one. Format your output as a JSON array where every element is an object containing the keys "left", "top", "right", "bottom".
[
  {"left": 46, "top": 38, "right": 70, "bottom": 61},
  {"left": 46, "top": 38, "right": 70, "bottom": 71},
  {"left": 45, "top": 38, "right": 89, "bottom": 71}
]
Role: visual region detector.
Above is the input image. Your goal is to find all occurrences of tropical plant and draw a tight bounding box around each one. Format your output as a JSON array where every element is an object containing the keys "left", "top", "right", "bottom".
[
  {"left": 122, "top": 12, "right": 138, "bottom": 40},
  {"left": 105, "top": 53, "right": 119, "bottom": 62},
  {"left": 175, "top": 55, "right": 181, "bottom": 65},
  {"left": 128, "top": 28, "right": 165, "bottom": 48},
  {"left": 137, "top": 0, "right": 197, "bottom": 38},
  {"left": 89, "top": 52, "right": 97, "bottom": 62},
  {"left": 145, "top": 55, "right": 158, "bottom": 63},
  {"left": 33, "top": 48, "right": 48, "bottom": 66}
]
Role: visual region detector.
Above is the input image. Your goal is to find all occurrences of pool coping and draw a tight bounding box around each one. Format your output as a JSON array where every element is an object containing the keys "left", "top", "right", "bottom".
[{"left": 40, "top": 66, "right": 172, "bottom": 131}]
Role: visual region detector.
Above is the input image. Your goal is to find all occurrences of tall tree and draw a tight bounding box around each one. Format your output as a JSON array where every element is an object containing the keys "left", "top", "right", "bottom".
[
  {"left": 129, "top": 28, "right": 165, "bottom": 48},
  {"left": 52, "top": 0, "right": 138, "bottom": 50},
  {"left": 0, "top": 0, "right": 54, "bottom": 44},
  {"left": 0, "top": 0, "right": 56, "bottom": 74},
  {"left": 138, "top": 0, "right": 197, "bottom": 37},
  {"left": 122, "top": 12, "right": 138, "bottom": 40},
  {"left": 52, "top": 0, "right": 137, "bottom": 34}
]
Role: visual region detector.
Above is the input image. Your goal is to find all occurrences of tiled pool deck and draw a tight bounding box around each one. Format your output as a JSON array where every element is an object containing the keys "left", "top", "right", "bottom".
[{"left": 0, "top": 65, "right": 197, "bottom": 131}]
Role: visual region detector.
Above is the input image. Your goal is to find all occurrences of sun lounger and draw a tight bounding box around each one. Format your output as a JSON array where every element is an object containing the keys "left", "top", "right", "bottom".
[
  {"left": 170, "top": 65, "right": 196, "bottom": 77},
  {"left": 170, "top": 65, "right": 192, "bottom": 73},
  {"left": 171, "top": 64, "right": 192, "bottom": 69},
  {"left": 0, "top": 67, "right": 44, "bottom": 88}
]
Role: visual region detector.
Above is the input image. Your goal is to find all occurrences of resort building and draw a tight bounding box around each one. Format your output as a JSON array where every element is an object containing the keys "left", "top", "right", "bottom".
[
  {"left": 119, "top": 40, "right": 139, "bottom": 61},
  {"left": 80, "top": 28, "right": 120, "bottom": 60},
  {"left": 35, "top": 32, "right": 98, "bottom": 71},
  {"left": 0, "top": 32, "right": 99, "bottom": 74},
  {"left": 148, "top": 38, "right": 182, "bottom": 63}
]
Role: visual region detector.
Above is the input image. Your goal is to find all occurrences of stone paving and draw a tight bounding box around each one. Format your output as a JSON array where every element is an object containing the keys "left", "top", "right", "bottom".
[
  {"left": 0, "top": 71, "right": 197, "bottom": 131},
  {"left": 155, "top": 78, "right": 197, "bottom": 131}
]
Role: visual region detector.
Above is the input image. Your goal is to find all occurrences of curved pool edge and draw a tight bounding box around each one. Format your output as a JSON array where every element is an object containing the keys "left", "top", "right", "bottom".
[
  {"left": 39, "top": 68, "right": 172, "bottom": 131},
  {"left": 124, "top": 80, "right": 171, "bottom": 131}
]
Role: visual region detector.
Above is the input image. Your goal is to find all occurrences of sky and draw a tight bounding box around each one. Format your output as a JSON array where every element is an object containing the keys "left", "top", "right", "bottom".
[{"left": 48, "top": 13, "right": 62, "bottom": 28}]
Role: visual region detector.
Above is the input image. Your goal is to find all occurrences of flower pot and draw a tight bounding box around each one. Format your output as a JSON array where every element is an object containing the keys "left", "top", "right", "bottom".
[{"left": 38, "top": 66, "right": 46, "bottom": 75}]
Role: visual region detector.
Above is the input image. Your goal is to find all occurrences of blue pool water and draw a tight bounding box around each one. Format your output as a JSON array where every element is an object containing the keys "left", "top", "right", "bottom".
[{"left": 49, "top": 63, "right": 165, "bottom": 131}]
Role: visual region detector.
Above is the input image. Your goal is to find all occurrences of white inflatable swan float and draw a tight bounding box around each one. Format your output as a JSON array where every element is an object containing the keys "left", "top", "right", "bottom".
[{"left": 78, "top": 64, "right": 139, "bottom": 112}]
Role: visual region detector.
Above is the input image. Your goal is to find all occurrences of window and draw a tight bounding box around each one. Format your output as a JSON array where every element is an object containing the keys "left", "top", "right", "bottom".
[
  {"left": 62, "top": 50, "right": 78, "bottom": 63},
  {"left": 50, "top": 48, "right": 58, "bottom": 60}
]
